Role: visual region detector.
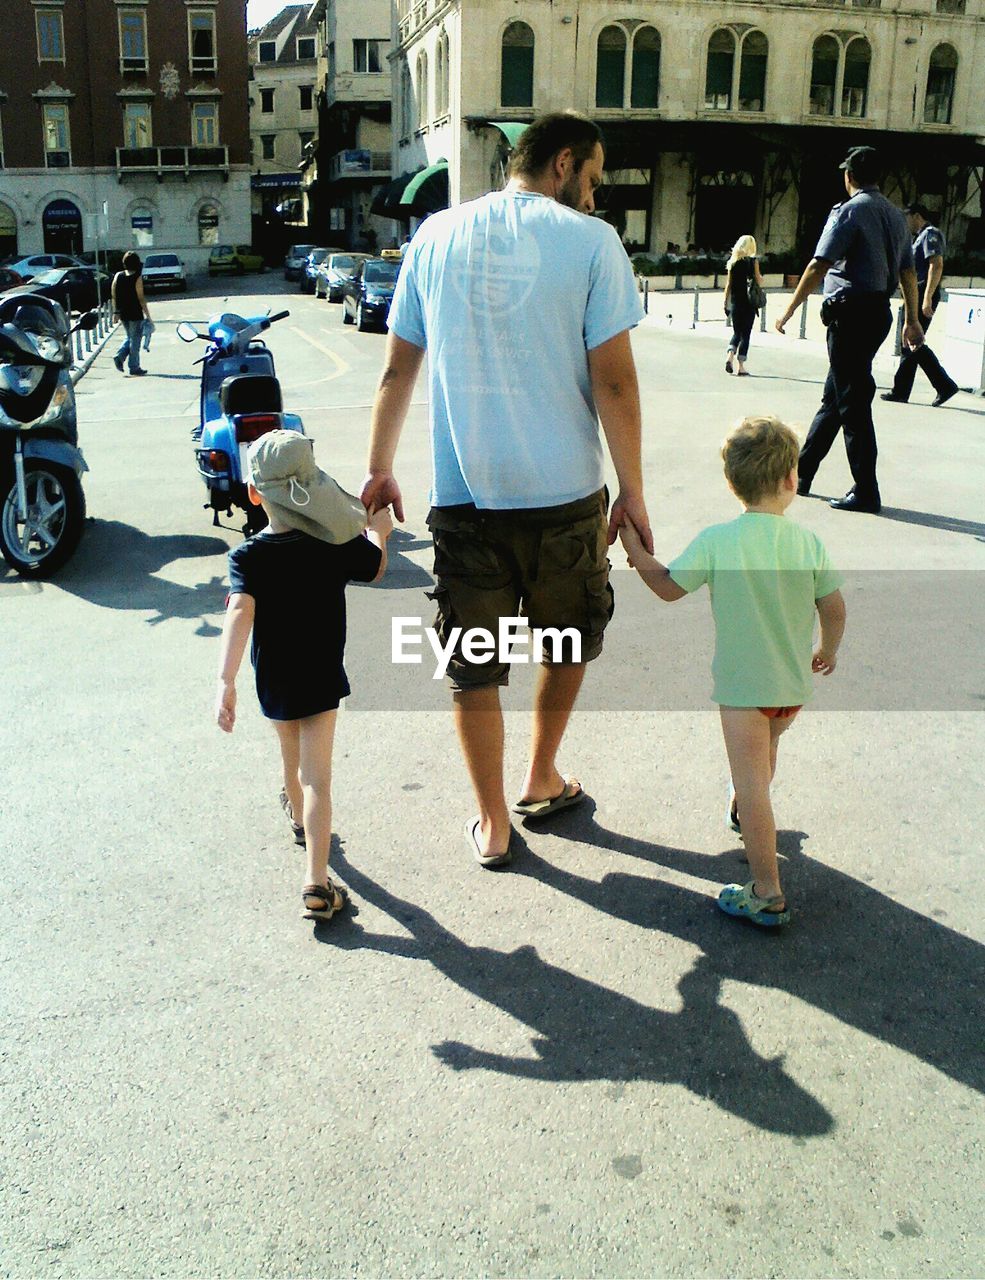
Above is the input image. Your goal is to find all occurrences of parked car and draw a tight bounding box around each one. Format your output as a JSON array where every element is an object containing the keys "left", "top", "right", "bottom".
[
  {"left": 0, "top": 268, "right": 24, "bottom": 291},
  {"left": 283, "top": 243, "right": 317, "bottom": 282},
  {"left": 208, "top": 244, "right": 265, "bottom": 276},
  {"left": 2, "top": 266, "right": 110, "bottom": 313},
  {"left": 299, "top": 247, "right": 337, "bottom": 294},
  {"left": 3, "top": 253, "right": 85, "bottom": 282},
  {"left": 341, "top": 256, "right": 401, "bottom": 332},
  {"left": 314, "top": 252, "right": 370, "bottom": 302},
  {"left": 141, "top": 252, "right": 187, "bottom": 292}
]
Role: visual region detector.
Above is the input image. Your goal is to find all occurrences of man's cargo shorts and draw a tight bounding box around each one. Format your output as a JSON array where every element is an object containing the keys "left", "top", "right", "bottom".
[{"left": 425, "top": 488, "right": 614, "bottom": 691}]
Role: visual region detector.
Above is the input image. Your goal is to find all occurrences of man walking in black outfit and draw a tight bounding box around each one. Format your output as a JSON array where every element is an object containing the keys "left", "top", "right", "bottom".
[
  {"left": 776, "top": 147, "right": 923, "bottom": 514},
  {"left": 881, "top": 203, "right": 959, "bottom": 408}
]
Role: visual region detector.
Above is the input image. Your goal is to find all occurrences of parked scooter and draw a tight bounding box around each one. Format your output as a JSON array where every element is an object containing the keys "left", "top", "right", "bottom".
[
  {"left": 0, "top": 295, "right": 98, "bottom": 577},
  {"left": 178, "top": 309, "right": 303, "bottom": 535}
]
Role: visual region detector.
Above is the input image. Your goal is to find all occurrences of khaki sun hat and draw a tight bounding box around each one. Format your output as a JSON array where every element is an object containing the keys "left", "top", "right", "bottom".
[{"left": 248, "top": 429, "right": 367, "bottom": 544}]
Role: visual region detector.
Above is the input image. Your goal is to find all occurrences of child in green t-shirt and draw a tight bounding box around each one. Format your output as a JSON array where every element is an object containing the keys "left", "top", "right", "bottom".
[{"left": 620, "top": 415, "right": 846, "bottom": 928}]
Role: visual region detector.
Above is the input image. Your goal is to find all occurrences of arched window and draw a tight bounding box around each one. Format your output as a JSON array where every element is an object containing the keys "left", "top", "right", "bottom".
[
  {"left": 416, "top": 49, "right": 428, "bottom": 128},
  {"left": 596, "top": 25, "right": 626, "bottom": 108},
  {"left": 924, "top": 43, "right": 956, "bottom": 123},
  {"left": 198, "top": 203, "right": 218, "bottom": 246},
  {"left": 631, "top": 26, "right": 660, "bottom": 108},
  {"left": 738, "top": 31, "right": 768, "bottom": 111},
  {"left": 436, "top": 30, "right": 450, "bottom": 117},
  {"left": 810, "top": 35, "right": 840, "bottom": 116},
  {"left": 842, "top": 36, "right": 870, "bottom": 116},
  {"left": 501, "top": 22, "right": 534, "bottom": 108},
  {"left": 705, "top": 28, "right": 736, "bottom": 110}
]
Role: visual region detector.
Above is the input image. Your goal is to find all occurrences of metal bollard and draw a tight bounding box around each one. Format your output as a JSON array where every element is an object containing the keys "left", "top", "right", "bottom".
[
  {"left": 692, "top": 285, "right": 699, "bottom": 330},
  {"left": 643, "top": 278, "right": 649, "bottom": 315},
  {"left": 760, "top": 297, "right": 767, "bottom": 332},
  {"left": 84, "top": 318, "right": 92, "bottom": 354},
  {"left": 799, "top": 297, "right": 809, "bottom": 340},
  {"left": 893, "top": 305, "right": 904, "bottom": 357}
]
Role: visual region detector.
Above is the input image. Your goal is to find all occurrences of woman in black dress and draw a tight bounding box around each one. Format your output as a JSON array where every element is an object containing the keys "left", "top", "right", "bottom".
[{"left": 723, "top": 235, "right": 765, "bottom": 376}]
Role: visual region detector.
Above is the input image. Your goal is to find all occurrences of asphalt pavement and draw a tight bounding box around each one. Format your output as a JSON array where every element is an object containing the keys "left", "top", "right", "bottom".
[{"left": 1, "top": 272, "right": 983, "bottom": 1279}]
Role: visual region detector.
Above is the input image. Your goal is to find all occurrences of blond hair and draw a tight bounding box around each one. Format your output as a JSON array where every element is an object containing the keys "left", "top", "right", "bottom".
[
  {"left": 727, "top": 235, "right": 757, "bottom": 272},
  {"left": 721, "top": 415, "right": 800, "bottom": 504}
]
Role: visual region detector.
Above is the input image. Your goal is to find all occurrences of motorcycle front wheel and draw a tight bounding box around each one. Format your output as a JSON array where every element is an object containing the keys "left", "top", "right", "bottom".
[{"left": 0, "top": 460, "right": 86, "bottom": 578}]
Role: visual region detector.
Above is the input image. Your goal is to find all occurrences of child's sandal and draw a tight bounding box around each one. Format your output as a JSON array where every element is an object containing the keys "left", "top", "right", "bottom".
[
  {"left": 279, "top": 789, "right": 306, "bottom": 846},
  {"left": 301, "top": 880, "right": 348, "bottom": 921},
  {"left": 718, "top": 880, "right": 790, "bottom": 928}
]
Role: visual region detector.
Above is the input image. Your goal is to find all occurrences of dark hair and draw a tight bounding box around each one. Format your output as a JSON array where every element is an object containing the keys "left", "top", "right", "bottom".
[
  {"left": 842, "top": 147, "right": 881, "bottom": 186},
  {"left": 122, "top": 251, "right": 142, "bottom": 274},
  {"left": 508, "top": 112, "right": 604, "bottom": 179},
  {"left": 905, "top": 202, "right": 931, "bottom": 220}
]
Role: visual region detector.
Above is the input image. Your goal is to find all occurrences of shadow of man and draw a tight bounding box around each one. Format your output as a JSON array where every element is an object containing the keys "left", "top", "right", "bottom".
[
  {"left": 525, "top": 803, "right": 985, "bottom": 1097},
  {"left": 321, "top": 847, "right": 833, "bottom": 1138},
  {"left": 53, "top": 518, "right": 230, "bottom": 634}
]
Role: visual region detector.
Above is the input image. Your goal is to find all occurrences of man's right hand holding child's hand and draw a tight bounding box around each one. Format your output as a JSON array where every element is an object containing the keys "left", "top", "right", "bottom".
[{"left": 368, "top": 505, "right": 394, "bottom": 539}]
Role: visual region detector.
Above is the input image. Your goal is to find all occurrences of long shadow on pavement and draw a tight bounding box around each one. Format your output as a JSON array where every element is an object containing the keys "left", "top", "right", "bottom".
[
  {"left": 54, "top": 517, "right": 229, "bottom": 633},
  {"left": 321, "top": 844, "right": 835, "bottom": 1137},
  {"left": 527, "top": 803, "right": 985, "bottom": 1098},
  {"left": 798, "top": 492, "right": 985, "bottom": 540}
]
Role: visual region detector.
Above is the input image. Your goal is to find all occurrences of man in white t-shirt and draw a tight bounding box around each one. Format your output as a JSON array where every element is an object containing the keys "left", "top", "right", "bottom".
[{"left": 361, "top": 112, "right": 651, "bottom": 868}]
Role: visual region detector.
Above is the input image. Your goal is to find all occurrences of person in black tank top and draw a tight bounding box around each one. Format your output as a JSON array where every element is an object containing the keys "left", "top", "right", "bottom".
[
  {"left": 723, "top": 235, "right": 764, "bottom": 376},
  {"left": 112, "top": 251, "right": 150, "bottom": 375}
]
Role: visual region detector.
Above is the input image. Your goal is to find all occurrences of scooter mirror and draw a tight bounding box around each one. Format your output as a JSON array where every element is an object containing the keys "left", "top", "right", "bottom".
[
  {"left": 176, "top": 322, "right": 198, "bottom": 343},
  {"left": 74, "top": 310, "right": 99, "bottom": 332}
]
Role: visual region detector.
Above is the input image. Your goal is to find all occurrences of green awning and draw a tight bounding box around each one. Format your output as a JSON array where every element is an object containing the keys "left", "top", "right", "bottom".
[
  {"left": 399, "top": 158, "right": 449, "bottom": 206},
  {"left": 487, "top": 121, "right": 529, "bottom": 148}
]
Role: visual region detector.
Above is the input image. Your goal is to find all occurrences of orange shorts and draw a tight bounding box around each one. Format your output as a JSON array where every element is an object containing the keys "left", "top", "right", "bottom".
[{"left": 758, "top": 705, "right": 802, "bottom": 719}]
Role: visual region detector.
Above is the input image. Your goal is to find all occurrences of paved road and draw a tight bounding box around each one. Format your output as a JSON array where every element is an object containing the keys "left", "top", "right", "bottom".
[{"left": 1, "top": 273, "right": 983, "bottom": 1279}]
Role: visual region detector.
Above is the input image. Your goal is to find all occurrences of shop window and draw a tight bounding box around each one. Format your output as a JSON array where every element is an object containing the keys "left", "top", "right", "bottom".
[{"left": 198, "top": 204, "right": 219, "bottom": 246}]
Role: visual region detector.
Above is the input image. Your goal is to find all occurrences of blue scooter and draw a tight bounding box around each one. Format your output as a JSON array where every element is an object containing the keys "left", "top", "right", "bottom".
[{"left": 177, "top": 309, "right": 304, "bottom": 534}]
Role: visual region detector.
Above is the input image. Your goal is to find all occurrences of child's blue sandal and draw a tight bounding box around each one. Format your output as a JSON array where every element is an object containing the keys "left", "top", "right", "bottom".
[{"left": 718, "top": 880, "right": 790, "bottom": 928}]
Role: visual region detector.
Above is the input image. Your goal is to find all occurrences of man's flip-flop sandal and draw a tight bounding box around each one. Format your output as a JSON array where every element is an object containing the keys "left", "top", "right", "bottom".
[
  {"left": 512, "top": 779, "right": 585, "bottom": 821},
  {"left": 280, "top": 789, "right": 305, "bottom": 846},
  {"left": 465, "top": 817, "right": 512, "bottom": 869},
  {"left": 301, "top": 880, "right": 348, "bottom": 921},
  {"left": 718, "top": 881, "right": 790, "bottom": 928}
]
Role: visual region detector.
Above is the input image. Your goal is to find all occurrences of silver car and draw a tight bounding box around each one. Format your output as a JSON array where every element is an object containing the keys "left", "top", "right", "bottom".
[
  {"left": 314, "top": 252, "right": 371, "bottom": 302},
  {"left": 283, "top": 243, "right": 317, "bottom": 282}
]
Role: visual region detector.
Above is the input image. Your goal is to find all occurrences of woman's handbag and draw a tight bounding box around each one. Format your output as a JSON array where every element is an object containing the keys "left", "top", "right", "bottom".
[{"left": 748, "top": 281, "right": 767, "bottom": 311}]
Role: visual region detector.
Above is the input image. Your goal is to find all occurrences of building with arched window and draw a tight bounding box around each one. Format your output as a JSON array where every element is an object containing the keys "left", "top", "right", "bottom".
[
  {"left": 0, "top": 0, "right": 250, "bottom": 271},
  {"left": 387, "top": 0, "right": 985, "bottom": 258}
]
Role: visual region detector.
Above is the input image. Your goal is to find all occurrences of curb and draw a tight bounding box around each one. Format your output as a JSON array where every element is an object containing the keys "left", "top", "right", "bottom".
[{"left": 70, "top": 321, "right": 120, "bottom": 386}]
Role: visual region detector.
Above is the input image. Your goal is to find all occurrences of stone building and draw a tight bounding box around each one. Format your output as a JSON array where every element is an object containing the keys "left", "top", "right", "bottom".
[
  {"left": 295, "top": 0, "right": 395, "bottom": 250},
  {"left": 0, "top": 0, "right": 251, "bottom": 272},
  {"left": 391, "top": 0, "right": 985, "bottom": 257},
  {"left": 248, "top": 4, "right": 321, "bottom": 223}
]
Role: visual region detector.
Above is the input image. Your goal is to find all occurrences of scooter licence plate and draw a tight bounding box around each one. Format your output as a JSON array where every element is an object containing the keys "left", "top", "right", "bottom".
[{"left": 238, "top": 443, "right": 250, "bottom": 480}]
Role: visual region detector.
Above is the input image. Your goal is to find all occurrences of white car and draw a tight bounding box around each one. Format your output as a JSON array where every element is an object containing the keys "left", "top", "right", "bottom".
[
  {"left": 4, "top": 253, "right": 85, "bottom": 281},
  {"left": 141, "top": 252, "right": 187, "bottom": 292}
]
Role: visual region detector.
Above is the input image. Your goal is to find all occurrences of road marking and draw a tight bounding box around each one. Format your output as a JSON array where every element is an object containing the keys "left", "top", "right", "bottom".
[{"left": 288, "top": 328, "right": 352, "bottom": 387}]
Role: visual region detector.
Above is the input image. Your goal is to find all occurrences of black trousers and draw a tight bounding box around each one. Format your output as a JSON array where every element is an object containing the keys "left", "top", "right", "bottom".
[
  {"left": 890, "top": 302, "right": 956, "bottom": 400},
  {"left": 799, "top": 296, "right": 892, "bottom": 501}
]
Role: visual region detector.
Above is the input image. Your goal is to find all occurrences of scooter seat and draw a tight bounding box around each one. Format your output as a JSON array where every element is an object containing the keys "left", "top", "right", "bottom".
[{"left": 219, "top": 374, "right": 282, "bottom": 416}]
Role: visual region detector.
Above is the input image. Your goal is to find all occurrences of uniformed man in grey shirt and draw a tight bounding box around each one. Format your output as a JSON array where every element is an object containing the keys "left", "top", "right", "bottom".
[
  {"left": 881, "top": 202, "right": 959, "bottom": 407},
  {"left": 776, "top": 146, "right": 923, "bottom": 514}
]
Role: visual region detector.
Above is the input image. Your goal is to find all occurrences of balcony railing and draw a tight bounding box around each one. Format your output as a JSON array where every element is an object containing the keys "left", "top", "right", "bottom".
[{"left": 115, "top": 145, "right": 229, "bottom": 179}]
